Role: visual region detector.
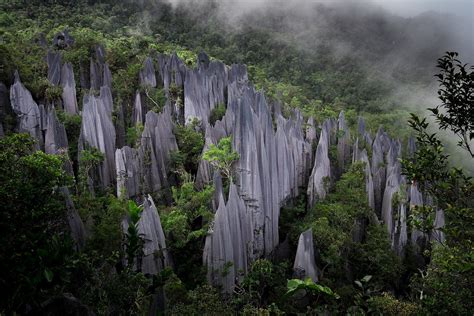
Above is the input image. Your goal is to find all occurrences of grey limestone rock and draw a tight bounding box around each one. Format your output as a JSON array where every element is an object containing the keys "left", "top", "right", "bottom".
[
  {"left": 195, "top": 122, "right": 227, "bottom": 190},
  {"left": 157, "top": 53, "right": 186, "bottom": 94},
  {"left": 10, "top": 71, "right": 42, "bottom": 148},
  {"left": 139, "top": 108, "right": 178, "bottom": 195},
  {"left": 307, "top": 119, "right": 332, "bottom": 209},
  {"left": 371, "top": 128, "right": 387, "bottom": 216},
  {"left": 140, "top": 57, "right": 157, "bottom": 88},
  {"left": 409, "top": 182, "right": 424, "bottom": 244},
  {"left": 79, "top": 93, "right": 116, "bottom": 189},
  {"left": 138, "top": 195, "right": 172, "bottom": 275},
  {"left": 115, "top": 146, "right": 141, "bottom": 199},
  {"left": 337, "top": 111, "right": 351, "bottom": 173},
  {"left": 60, "top": 62, "right": 78, "bottom": 114},
  {"left": 132, "top": 91, "right": 144, "bottom": 126},
  {"left": 353, "top": 145, "right": 375, "bottom": 210},
  {"left": 293, "top": 228, "right": 318, "bottom": 282},
  {"left": 184, "top": 59, "right": 227, "bottom": 125},
  {"left": 44, "top": 105, "right": 68, "bottom": 155},
  {"left": 203, "top": 184, "right": 252, "bottom": 293},
  {"left": 47, "top": 50, "right": 62, "bottom": 86}
]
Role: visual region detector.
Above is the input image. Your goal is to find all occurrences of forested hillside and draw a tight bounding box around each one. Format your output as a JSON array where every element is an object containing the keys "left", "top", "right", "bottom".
[{"left": 0, "top": 0, "right": 472, "bottom": 315}]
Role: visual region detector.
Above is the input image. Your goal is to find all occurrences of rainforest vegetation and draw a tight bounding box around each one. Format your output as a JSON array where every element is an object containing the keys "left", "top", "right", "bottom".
[{"left": 0, "top": 0, "right": 472, "bottom": 315}]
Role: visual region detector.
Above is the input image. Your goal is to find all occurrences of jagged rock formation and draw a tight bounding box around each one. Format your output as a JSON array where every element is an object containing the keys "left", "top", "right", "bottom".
[
  {"left": 371, "top": 128, "right": 389, "bottom": 216},
  {"left": 115, "top": 146, "right": 141, "bottom": 198},
  {"left": 132, "top": 91, "right": 144, "bottom": 126},
  {"left": 337, "top": 111, "right": 351, "bottom": 173},
  {"left": 307, "top": 119, "right": 333, "bottom": 208},
  {"left": 293, "top": 228, "right": 318, "bottom": 282},
  {"left": 157, "top": 53, "right": 186, "bottom": 94},
  {"left": 139, "top": 108, "right": 178, "bottom": 196},
  {"left": 79, "top": 92, "right": 116, "bottom": 189},
  {"left": 47, "top": 50, "right": 62, "bottom": 86},
  {"left": 44, "top": 105, "right": 68, "bottom": 155},
  {"left": 60, "top": 187, "right": 86, "bottom": 250},
  {"left": 409, "top": 182, "right": 424, "bottom": 244},
  {"left": 353, "top": 142, "right": 375, "bottom": 210},
  {"left": 6, "top": 48, "right": 451, "bottom": 298},
  {"left": 381, "top": 140, "right": 408, "bottom": 254},
  {"left": 10, "top": 72, "right": 42, "bottom": 148},
  {"left": 184, "top": 55, "right": 227, "bottom": 124},
  {"left": 60, "top": 62, "right": 78, "bottom": 114},
  {"left": 122, "top": 195, "right": 171, "bottom": 275},
  {"left": 138, "top": 195, "right": 171, "bottom": 275},
  {"left": 140, "top": 57, "right": 157, "bottom": 88},
  {"left": 115, "top": 106, "right": 178, "bottom": 199},
  {"left": 204, "top": 184, "right": 252, "bottom": 293},
  {"left": 90, "top": 45, "right": 111, "bottom": 90},
  {"left": 195, "top": 122, "right": 227, "bottom": 190}
]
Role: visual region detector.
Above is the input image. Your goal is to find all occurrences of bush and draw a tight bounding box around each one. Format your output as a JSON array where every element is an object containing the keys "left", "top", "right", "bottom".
[{"left": 209, "top": 103, "right": 226, "bottom": 125}]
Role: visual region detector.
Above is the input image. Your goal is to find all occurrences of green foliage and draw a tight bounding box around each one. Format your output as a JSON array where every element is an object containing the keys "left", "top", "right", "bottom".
[
  {"left": 126, "top": 123, "right": 144, "bottom": 147},
  {"left": 432, "top": 52, "right": 474, "bottom": 157},
  {"left": 161, "top": 174, "right": 214, "bottom": 286},
  {"left": 45, "top": 83, "right": 63, "bottom": 101},
  {"left": 0, "top": 134, "right": 74, "bottom": 312},
  {"left": 202, "top": 136, "right": 239, "bottom": 182},
  {"left": 172, "top": 120, "right": 205, "bottom": 174},
  {"left": 125, "top": 200, "right": 144, "bottom": 267},
  {"left": 78, "top": 147, "right": 104, "bottom": 193},
  {"left": 142, "top": 86, "right": 166, "bottom": 113},
  {"left": 285, "top": 278, "right": 339, "bottom": 299},
  {"left": 401, "top": 52, "right": 474, "bottom": 315},
  {"left": 169, "top": 285, "right": 232, "bottom": 315},
  {"left": 209, "top": 103, "right": 226, "bottom": 125},
  {"left": 368, "top": 292, "right": 420, "bottom": 316}
]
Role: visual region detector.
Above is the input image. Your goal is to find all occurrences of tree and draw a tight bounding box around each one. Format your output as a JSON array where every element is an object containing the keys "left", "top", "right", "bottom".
[
  {"left": 431, "top": 52, "right": 474, "bottom": 157},
  {"left": 402, "top": 52, "right": 474, "bottom": 315},
  {"left": 0, "top": 134, "right": 74, "bottom": 312},
  {"left": 202, "top": 136, "right": 239, "bottom": 182}
]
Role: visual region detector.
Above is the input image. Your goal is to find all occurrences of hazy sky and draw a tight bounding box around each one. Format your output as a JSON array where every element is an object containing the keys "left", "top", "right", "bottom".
[
  {"left": 371, "top": 0, "right": 474, "bottom": 17},
  {"left": 168, "top": 0, "right": 474, "bottom": 19}
]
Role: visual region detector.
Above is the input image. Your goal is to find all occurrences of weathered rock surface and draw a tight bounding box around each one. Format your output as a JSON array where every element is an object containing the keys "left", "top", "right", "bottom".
[
  {"left": 184, "top": 56, "right": 227, "bottom": 125},
  {"left": 195, "top": 122, "right": 227, "bottom": 190},
  {"left": 140, "top": 57, "right": 157, "bottom": 88},
  {"left": 337, "top": 111, "right": 351, "bottom": 173},
  {"left": 60, "top": 62, "right": 78, "bottom": 114},
  {"left": 293, "top": 229, "right": 318, "bottom": 282},
  {"left": 381, "top": 140, "right": 408, "bottom": 254},
  {"left": 139, "top": 108, "right": 178, "bottom": 196},
  {"left": 157, "top": 53, "right": 186, "bottom": 94},
  {"left": 204, "top": 184, "right": 252, "bottom": 293},
  {"left": 307, "top": 119, "right": 332, "bottom": 208},
  {"left": 138, "top": 195, "right": 171, "bottom": 275},
  {"left": 47, "top": 50, "right": 62, "bottom": 85},
  {"left": 44, "top": 105, "right": 68, "bottom": 155},
  {"left": 353, "top": 144, "right": 375, "bottom": 210},
  {"left": 409, "top": 182, "right": 424, "bottom": 244},
  {"left": 10, "top": 72, "right": 42, "bottom": 147},
  {"left": 371, "top": 128, "right": 388, "bottom": 216},
  {"left": 79, "top": 93, "right": 116, "bottom": 189},
  {"left": 115, "top": 146, "right": 141, "bottom": 199},
  {"left": 132, "top": 91, "right": 144, "bottom": 126}
]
